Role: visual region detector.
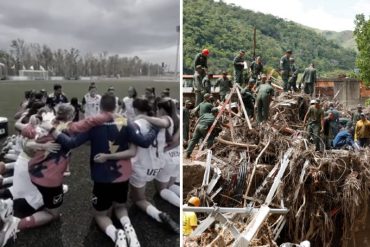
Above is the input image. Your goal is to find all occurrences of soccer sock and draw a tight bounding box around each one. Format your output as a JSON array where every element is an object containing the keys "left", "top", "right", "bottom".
[
  {"left": 120, "top": 216, "right": 131, "bottom": 226},
  {"left": 105, "top": 225, "right": 117, "bottom": 242},
  {"left": 168, "top": 184, "right": 180, "bottom": 196},
  {"left": 146, "top": 205, "right": 162, "bottom": 223},
  {"left": 160, "top": 189, "right": 180, "bottom": 207}
]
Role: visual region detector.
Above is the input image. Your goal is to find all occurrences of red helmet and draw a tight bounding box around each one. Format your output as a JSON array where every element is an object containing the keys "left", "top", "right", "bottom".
[{"left": 202, "top": 49, "right": 209, "bottom": 56}]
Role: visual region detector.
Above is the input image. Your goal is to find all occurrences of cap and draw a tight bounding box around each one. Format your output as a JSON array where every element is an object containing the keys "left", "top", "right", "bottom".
[
  {"left": 202, "top": 49, "right": 209, "bottom": 56},
  {"left": 249, "top": 78, "right": 256, "bottom": 83},
  {"left": 286, "top": 50, "right": 292, "bottom": 54},
  {"left": 261, "top": 74, "right": 267, "bottom": 78},
  {"left": 188, "top": 196, "right": 200, "bottom": 207},
  {"left": 357, "top": 104, "right": 363, "bottom": 108},
  {"left": 310, "top": 99, "right": 317, "bottom": 104},
  {"left": 360, "top": 112, "right": 365, "bottom": 116}
]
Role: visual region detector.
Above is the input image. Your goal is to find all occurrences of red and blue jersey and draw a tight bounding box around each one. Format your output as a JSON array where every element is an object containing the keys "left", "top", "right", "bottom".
[
  {"left": 56, "top": 116, "right": 158, "bottom": 183},
  {"left": 22, "top": 113, "right": 112, "bottom": 187}
]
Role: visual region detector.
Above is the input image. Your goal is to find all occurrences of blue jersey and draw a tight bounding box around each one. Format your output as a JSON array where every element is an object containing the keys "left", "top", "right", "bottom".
[{"left": 56, "top": 116, "right": 158, "bottom": 183}]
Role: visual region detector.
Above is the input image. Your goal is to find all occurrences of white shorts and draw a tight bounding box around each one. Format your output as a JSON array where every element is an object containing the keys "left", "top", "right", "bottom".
[
  {"left": 9, "top": 152, "right": 44, "bottom": 210},
  {"left": 155, "top": 148, "right": 180, "bottom": 183},
  {"left": 129, "top": 166, "right": 163, "bottom": 188}
]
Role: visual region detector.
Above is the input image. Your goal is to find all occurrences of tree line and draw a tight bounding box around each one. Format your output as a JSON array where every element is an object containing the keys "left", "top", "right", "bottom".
[
  {"left": 183, "top": 0, "right": 357, "bottom": 77},
  {"left": 0, "top": 39, "right": 164, "bottom": 79}
]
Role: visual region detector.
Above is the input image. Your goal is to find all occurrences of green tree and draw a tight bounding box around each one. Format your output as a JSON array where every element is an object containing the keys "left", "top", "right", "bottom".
[{"left": 354, "top": 14, "right": 370, "bottom": 85}]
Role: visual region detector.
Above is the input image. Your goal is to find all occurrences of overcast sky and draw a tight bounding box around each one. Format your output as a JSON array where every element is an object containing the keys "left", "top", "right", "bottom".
[
  {"left": 0, "top": 0, "right": 180, "bottom": 70},
  {"left": 223, "top": 0, "right": 370, "bottom": 31}
]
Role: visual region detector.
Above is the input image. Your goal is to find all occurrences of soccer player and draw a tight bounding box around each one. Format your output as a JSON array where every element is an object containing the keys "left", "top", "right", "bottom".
[{"left": 82, "top": 83, "right": 101, "bottom": 118}]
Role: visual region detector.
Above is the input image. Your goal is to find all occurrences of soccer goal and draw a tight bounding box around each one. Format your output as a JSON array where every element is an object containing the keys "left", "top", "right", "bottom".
[{"left": 19, "top": 70, "right": 49, "bottom": 80}]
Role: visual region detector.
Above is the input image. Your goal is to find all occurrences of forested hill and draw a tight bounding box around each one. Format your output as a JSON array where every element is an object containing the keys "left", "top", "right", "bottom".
[{"left": 183, "top": 0, "right": 357, "bottom": 76}]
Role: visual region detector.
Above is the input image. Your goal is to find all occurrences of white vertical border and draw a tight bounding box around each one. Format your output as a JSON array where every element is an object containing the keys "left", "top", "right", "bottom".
[{"left": 179, "top": 0, "right": 184, "bottom": 245}]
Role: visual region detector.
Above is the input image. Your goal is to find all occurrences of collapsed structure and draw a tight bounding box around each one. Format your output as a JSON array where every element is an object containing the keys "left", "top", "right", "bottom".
[{"left": 184, "top": 90, "right": 370, "bottom": 247}]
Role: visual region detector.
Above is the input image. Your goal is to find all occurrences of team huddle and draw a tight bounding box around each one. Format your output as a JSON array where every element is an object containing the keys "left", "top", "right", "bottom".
[{"left": 0, "top": 83, "right": 180, "bottom": 247}]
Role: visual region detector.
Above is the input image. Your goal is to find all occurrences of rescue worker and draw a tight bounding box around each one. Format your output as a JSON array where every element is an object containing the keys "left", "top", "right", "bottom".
[
  {"left": 194, "top": 49, "right": 209, "bottom": 71},
  {"left": 183, "top": 196, "right": 200, "bottom": 236},
  {"left": 333, "top": 127, "right": 359, "bottom": 150},
  {"left": 300, "top": 63, "right": 317, "bottom": 96},
  {"left": 185, "top": 107, "right": 220, "bottom": 158},
  {"left": 352, "top": 104, "right": 363, "bottom": 127},
  {"left": 202, "top": 74, "right": 212, "bottom": 94},
  {"left": 279, "top": 50, "right": 292, "bottom": 92},
  {"left": 214, "top": 71, "right": 233, "bottom": 101},
  {"left": 233, "top": 50, "right": 246, "bottom": 85},
  {"left": 303, "top": 99, "right": 324, "bottom": 151},
  {"left": 183, "top": 100, "right": 193, "bottom": 147},
  {"left": 249, "top": 56, "right": 263, "bottom": 80},
  {"left": 241, "top": 83, "right": 255, "bottom": 119},
  {"left": 322, "top": 112, "right": 335, "bottom": 149},
  {"left": 256, "top": 74, "right": 267, "bottom": 87},
  {"left": 255, "top": 79, "right": 274, "bottom": 123},
  {"left": 193, "top": 65, "right": 206, "bottom": 106},
  {"left": 355, "top": 113, "right": 370, "bottom": 147},
  {"left": 191, "top": 93, "right": 213, "bottom": 117},
  {"left": 326, "top": 102, "right": 340, "bottom": 137},
  {"left": 289, "top": 58, "right": 299, "bottom": 91}
]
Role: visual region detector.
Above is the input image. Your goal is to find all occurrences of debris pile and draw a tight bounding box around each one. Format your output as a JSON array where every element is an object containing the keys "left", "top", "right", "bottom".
[{"left": 184, "top": 92, "right": 370, "bottom": 247}]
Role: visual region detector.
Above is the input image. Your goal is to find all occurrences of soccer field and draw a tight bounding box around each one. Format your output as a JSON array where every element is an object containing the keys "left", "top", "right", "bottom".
[{"left": 0, "top": 79, "right": 180, "bottom": 247}]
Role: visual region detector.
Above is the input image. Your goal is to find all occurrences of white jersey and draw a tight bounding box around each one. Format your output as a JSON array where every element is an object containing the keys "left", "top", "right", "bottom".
[
  {"left": 83, "top": 93, "right": 101, "bottom": 117},
  {"left": 157, "top": 117, "right": 179, "bottom": 183},
  {"left": 9, "top": 147, "right": 44, "bottom": 210},
  {"left": 123, "top": 97, "right": 135, "bottom": 121}
]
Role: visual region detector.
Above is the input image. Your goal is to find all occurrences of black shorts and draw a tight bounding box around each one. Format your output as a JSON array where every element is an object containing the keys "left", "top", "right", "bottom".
[
  {"left": 34, "top": 184, "right": 64, "bottom": 209},
  {"left": 92, "top": 181, "right": 129, "bottom": 211}
]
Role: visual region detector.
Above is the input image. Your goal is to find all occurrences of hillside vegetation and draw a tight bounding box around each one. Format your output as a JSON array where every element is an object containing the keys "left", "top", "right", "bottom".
[{"left": 183, "top": 0, "right": 357, "bottom": 77}]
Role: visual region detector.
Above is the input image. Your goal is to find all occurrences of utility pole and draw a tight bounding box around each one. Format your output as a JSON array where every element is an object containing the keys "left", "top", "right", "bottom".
[{"left": 175, "top": 25, "right": 180, "bottom": 79}]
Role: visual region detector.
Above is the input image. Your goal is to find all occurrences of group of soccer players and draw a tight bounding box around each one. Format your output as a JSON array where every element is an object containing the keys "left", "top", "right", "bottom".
[{"left": 0, "top": 82, "right": 180, "bottom": 247}]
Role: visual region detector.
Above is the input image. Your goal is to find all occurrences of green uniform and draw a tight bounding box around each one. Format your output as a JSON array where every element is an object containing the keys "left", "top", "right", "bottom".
[
  {"left": 326, "top": 107, "right": 340, "bottom": 136},
  {"left": 215, "top": 77, "right": 233, "bottom": 101},
  {"left": 306, "top": 106, "right": 324, "bottom": 151},
  {"left": 233, "top": 55, "right": 245, "bottom": 85},
  {"left": 183, "top": 107, "right": 190, "bottom": 142},
  {"left": 186, "top": 113, "right": 216, "bottom": 156},
  {"left": 352, "top": 111, "right": 362, "bottom": 127},
  {"left": 202, "top": 77, "right": 212, "bottom": 94},
  {"left": 241, "top": 88, "right": 255, "bottom": 118},
  {"left": 198, "top": 102, "right": 213, "bottom": 117},
  {"left": 279, "top": 55, "right": 290, "bottom": 92},
  {"left": 193, "top": 71, "right": 206, "bottom": 106},
  {"left": 301, "top": 67, "right": 317, "bottom": 96},
  {"left": 256, "top": 84, "right": 274, "bottom": 123},
  {"left": 289, "top": 64, "right": 298, "bottom": 91},
  {"left": 194, "top": 53, "right": 208, "bottom": 70},
  {"left": 250, "top": 61, "right": 263, "bottom": 80}
]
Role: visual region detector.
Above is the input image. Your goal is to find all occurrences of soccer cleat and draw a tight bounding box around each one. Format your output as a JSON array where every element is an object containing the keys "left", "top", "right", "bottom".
[
  {"left": 0, "top": 199, "right": 13, "bottom": 222},
  {"left": 123, "top": 223, "right": 140, "bottom": 247},
  {"left": 62, "top": 184, "right": 69, "bottom": 194},
  {"left": 159, "top": 212, "right": 180, "bottom": 234},
  {"left": 115, "top": 229, "right": 127, "bottom": 247},
  {"left": 0, "top": 216, "right": 19, "bottom": 247}
]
